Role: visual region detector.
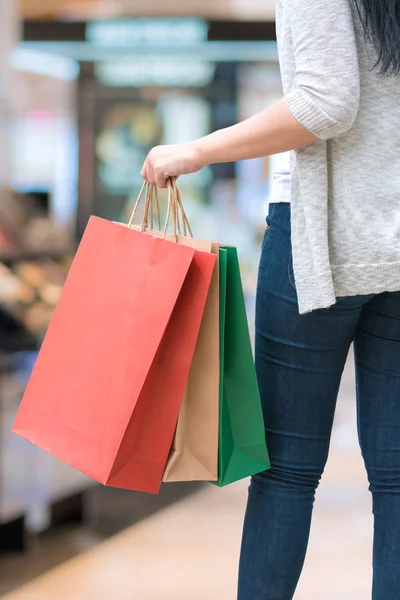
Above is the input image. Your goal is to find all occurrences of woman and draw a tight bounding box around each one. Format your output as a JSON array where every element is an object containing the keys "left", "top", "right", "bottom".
[{"left": 142, "top": 0, "right": 400, "bottom": 597}]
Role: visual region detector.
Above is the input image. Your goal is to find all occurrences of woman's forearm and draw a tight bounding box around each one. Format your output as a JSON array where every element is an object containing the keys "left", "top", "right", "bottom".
[
  {"left": 194, "top": 98, "right": 319, "bottom": 166},
  {"left": 141, "top": 97, "right": 320, "bottom": 187}
]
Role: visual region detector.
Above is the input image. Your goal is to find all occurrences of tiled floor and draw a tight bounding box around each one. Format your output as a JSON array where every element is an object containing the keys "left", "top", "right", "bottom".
[{"left": 2, "top": 348, "right": 373, "bottom": 599}]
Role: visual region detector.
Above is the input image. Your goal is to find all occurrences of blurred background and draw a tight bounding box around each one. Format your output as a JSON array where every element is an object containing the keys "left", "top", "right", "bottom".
[{"left": 0, "top": 1, "right": 372, "bottom": 598}]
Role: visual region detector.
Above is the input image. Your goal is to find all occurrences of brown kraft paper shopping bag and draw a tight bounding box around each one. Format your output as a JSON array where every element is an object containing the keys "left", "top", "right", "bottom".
[{"left": 163, "top": 241, "right": 220, "bottom": 482}]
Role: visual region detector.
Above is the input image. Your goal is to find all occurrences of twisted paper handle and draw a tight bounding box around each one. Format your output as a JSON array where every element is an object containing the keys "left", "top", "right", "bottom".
[{"left": 128, "top": 178, "right": 193, "bottom": 241}]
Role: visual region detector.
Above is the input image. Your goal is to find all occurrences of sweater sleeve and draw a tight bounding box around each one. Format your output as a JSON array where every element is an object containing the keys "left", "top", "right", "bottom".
[{"left": 282, "top": 0, "right": 360, "bottom": 140}]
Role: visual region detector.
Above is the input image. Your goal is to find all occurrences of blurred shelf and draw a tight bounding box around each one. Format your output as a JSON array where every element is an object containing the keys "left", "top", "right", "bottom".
[{"left": 0, "top": 250, "right": 75, "bottom": 264}]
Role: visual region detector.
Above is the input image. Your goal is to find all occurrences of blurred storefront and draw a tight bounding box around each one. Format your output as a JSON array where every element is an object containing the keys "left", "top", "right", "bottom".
[{"left": 0, "top": 1, "right": 279, "bottom": 579}]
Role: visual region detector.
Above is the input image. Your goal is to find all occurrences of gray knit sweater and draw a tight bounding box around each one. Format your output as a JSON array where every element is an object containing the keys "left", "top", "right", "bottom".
[{"left": 276, "top": 0, "right": 400, "bottom": 314}]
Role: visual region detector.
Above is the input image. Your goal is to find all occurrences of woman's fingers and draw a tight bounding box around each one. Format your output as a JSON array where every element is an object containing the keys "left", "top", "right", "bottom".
[
  {"left": 142, "top": 155, "right": 168, "bottom": 187},
  {"left": 140, "top": 163, "right": 148, "bottom": 182},
  {"left": 154, "top": 168, "right": 169, "bottom": 188},
  {"left": 141, "top": 157, "right": 155, "bottom": 186}
]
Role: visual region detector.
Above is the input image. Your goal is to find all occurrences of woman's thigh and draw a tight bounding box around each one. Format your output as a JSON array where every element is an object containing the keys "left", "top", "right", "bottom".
[
  {"left": 256, "top": 203, "right": 371, "bottom": 481},
  {"left": 355, "top": 291, "right": 400, "bottom": 484}
]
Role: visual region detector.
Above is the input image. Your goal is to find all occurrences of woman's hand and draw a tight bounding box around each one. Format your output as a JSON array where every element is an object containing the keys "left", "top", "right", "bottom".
[{"left": 141, "top": 142, "right": 206, "bottom": 188}]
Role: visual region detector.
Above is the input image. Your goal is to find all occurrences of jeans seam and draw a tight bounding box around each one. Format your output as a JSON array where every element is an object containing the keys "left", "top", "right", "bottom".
[{"left": 288, "top": 251, "right": 296, "bottom": 290}]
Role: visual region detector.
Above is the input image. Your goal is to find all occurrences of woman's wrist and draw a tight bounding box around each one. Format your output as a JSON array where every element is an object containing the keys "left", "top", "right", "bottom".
[{"left": 188, "top": 136, "right": 215, "bottom": 169}]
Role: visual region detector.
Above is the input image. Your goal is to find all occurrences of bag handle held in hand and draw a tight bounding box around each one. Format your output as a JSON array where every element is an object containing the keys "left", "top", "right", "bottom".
[{"left": 127, "top": 178, "right": 193, "bottom": 241}]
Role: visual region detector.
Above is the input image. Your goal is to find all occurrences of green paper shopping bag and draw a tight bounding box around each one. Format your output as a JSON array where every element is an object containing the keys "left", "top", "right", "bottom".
[{"left": 214, "top": 246, "right": 270, "bottom": 486}]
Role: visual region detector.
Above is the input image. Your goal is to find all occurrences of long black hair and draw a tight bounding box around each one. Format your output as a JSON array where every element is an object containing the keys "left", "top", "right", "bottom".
[{"left": 355, "top": 0, "right": 400, "bottom": 76}]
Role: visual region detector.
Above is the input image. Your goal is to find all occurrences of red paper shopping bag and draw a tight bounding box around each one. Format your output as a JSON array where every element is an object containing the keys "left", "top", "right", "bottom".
[{"left": 13, "top": 216, "right": 216, "bottom": 494}]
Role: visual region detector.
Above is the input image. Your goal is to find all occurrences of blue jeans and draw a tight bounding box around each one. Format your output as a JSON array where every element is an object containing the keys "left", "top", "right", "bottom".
[{"left": 238, "top": 202, "right": 400, "bottom": 600}]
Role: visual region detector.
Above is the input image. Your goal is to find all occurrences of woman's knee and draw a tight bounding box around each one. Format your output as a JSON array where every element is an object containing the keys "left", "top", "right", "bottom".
[{"left": 250, "top": 462, "right": 325, "bottom": 496}]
